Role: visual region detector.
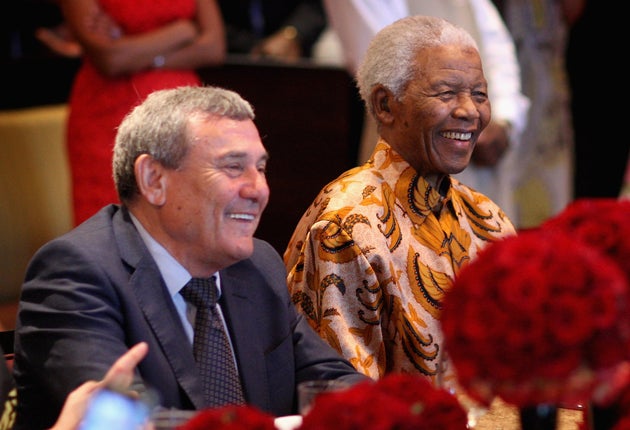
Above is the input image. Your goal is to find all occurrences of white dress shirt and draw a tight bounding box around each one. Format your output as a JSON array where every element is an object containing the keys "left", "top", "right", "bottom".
[{"left": 129, "top": 213, "right": 225, "bottom": 344}]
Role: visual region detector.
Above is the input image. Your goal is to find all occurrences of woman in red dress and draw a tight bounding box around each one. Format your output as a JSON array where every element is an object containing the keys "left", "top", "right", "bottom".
[{"left": 61, "top": 0, "right": 226, "bottom": 224}]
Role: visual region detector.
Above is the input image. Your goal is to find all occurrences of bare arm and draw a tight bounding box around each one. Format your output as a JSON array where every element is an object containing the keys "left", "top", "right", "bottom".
[
  {"left": 60, "top": 0, "right": 225, "bottom": 77},
  {"left": 161, "top": 0, "right": 226, "bottom": 70}
]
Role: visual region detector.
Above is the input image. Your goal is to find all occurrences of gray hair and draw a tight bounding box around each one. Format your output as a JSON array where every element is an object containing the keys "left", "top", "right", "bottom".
[
  {"left": 113, "top": 85, "right": 255, "bottom": 202},
  {"left": 356, "top": 15, "right": 479, "bottom": 115}
]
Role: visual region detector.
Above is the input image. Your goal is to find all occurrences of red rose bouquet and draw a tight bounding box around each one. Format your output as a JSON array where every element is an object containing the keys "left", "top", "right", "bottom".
[
  {"left": 177, "top": 405, "right": 276, "bottom": 430},
  {"left": 541, "top": 198, "right": 630, "bottom": 282},
  {"left": 541, "top": 198, "right": 630, "bottom": 410},
  {"left": 300, "top": 373, "right": 468, "bottom": 430},
  {"left": 441, "top": 228, "right": 630, "bottom": 409},
  {"left": 171, "top": 374, "right": 467, "bottom": 430}
]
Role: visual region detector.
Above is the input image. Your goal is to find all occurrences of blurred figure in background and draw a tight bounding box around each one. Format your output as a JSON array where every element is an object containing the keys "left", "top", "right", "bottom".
[
  {"left": 218, "top": 0, "right": 327, "bottom": 62},
  {"left": 35, "top": 25, "right": 81, "bottom": 58},
  {"left": 34, "top": 7, "right": 82, "bottom": 59},
  {"left": 61, "top": 0, "right": 226, "bottom": 225},
  {"left": 323, "top": 0, "right": 529, "bottom": 225},
  {"left": 499, "top": 0, "right": 585, "bottom": 228}
]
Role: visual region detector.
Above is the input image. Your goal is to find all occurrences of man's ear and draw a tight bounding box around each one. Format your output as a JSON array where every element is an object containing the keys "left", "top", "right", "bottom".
[
  {"left": 135, "top": 154, "right": 166, "bottom": 206},
  {"left": 371, "top": 86, "right": 395, "bottom": 124},
  {"left": 379, "top": 95, "right": 390, "bottom": 112}
]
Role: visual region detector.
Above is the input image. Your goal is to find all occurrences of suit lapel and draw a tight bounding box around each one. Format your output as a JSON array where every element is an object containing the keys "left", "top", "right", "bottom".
[
  {"left": 219, "top": 267, "right": 270, "bottom": 410},
  {"left": 113, "top": 208, "right": 206, "bottom": 409}
]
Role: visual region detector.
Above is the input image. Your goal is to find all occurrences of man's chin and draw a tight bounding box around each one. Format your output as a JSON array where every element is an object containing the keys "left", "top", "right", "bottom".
[
  {"left": 450, "top": 160, "right": 473, "bottom": 174},
  {"left": 228, "top": 239, "right": 255, "bottom": 262}
]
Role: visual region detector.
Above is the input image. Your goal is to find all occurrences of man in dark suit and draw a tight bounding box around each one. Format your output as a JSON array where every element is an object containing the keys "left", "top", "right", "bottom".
[{"left": 13, "top": 85, "right": 368, "bottom": 430}]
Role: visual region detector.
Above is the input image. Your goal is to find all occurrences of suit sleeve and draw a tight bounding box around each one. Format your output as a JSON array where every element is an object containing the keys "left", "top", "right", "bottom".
[
  {"left": 13, "top": 238, "right": 134, "bottom": 428},
  {"left": 256, "top": 240, "right": 370, "bottom": 383}
]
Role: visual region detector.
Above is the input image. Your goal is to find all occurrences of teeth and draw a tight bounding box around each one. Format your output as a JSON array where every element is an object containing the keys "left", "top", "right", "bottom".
[
  {"left": 441, "top": 131, "right": 472, "bottom": 140},
  {"left": 229, "top": 214, "right": 255, "bottom": 220}
]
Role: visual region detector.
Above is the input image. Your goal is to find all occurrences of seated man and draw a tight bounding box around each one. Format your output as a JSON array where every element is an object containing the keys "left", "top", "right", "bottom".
[
  {"left": 13, "top": 85, "right": 368, "bottom": 430},
  {"left": 284, "top": 15, "right": 516, "bottom": 387}
]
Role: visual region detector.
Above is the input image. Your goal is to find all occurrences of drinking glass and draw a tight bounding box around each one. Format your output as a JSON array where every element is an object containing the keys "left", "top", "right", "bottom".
[
  {"left": 297, "top": 380, "right": 350, "bottom": 416},
  {"left": 148, "top": 409, "right": 198, "bottom": 430}
]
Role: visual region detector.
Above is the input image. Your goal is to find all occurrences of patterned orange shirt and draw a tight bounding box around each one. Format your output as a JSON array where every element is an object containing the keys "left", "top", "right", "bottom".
[{"left": 284, "top": 140, "right": 516, "bottom": 386}]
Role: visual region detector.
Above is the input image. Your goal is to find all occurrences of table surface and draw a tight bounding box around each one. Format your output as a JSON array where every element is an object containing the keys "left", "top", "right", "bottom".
[{"left": 474, "top": 398, "right": 584, "bottom": 429}]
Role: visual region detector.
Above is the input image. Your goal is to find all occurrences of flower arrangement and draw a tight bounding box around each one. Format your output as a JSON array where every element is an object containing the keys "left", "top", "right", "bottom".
[
  {"left": 540, "top": 198, "right": 630, "bottom": 428},
  {"left": 300, "top": 373, "right": 467, "bottom": 430},
  {"left": 541, "top": 198, "right": 630, "bottom": 282},
  {"left": 178, "top": 405, "right": 276, "bottom": 430},
  {"left": 176, "top": 373, "right": 467, "bottom": 430},
  {"left": 441, "top": 227, "right": 630, "bottom": 409}
]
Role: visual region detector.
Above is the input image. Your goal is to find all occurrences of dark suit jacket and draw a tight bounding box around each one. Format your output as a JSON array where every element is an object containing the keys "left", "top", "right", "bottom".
[{"left": 13, "top": 205, "right": 367, "bottom": 429}]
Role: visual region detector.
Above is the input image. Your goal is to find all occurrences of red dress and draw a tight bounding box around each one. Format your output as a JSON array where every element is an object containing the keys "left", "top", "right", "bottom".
[{"left": 66, "top": 0, "right": 200, "bottom": 225}]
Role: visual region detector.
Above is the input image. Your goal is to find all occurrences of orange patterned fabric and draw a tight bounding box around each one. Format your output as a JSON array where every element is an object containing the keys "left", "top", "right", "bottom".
[
  {"left": 66, "top": 0, "right": 200, "bottom": 225},
  {"left": 284, "top": 139, "right": 516, "bottom": 386}
]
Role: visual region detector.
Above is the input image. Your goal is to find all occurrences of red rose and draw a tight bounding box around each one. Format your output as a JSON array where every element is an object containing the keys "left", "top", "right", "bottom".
[
  {"left": 178, "top": 405, "right": 276, "bottom": 430},
  {"left": 300, "top": 374, "right": 467, "bottom": 430}
]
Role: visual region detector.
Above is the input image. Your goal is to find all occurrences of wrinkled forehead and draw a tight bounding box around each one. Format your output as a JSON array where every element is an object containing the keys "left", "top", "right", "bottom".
[
  {"left": 413, "top": 44, "right": 484, "bottom": 78},
  {"left": 186, "top": 115, "right": 264, "bottom": 156},
  {"left": 418, "top": 43, "right": 481, "bottom": 63}
]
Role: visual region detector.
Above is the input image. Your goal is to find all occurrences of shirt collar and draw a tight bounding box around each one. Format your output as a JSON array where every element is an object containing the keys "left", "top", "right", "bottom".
[{"left": 129, "top": 213, "right": 193, "bottom": 298}]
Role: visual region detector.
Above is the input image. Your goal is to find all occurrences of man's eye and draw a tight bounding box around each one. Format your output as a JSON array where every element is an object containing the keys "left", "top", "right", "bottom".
[
  {"left": 472, "top": 91, "right": 488, "bottom": 102},
  {"left": 437, "top": 91, "right": 456, "bottom": 100},
  {"left": 221, "top": 164, "right": 245, "bottom": 176}
]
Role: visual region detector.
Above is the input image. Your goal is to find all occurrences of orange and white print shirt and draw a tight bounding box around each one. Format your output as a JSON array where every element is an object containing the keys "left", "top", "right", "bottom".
[{"left": 284, "top": 139, "right": 516, "bottom": 386}]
